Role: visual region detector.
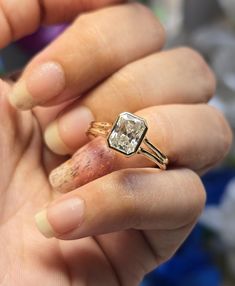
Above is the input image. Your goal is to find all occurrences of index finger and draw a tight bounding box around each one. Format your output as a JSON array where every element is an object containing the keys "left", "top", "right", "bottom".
[
  {"left": 8, "top": 4, "right": 164, "bottom": 110},
  {"left": 0, "top": 0, "right": 125, "bottom": 48}
]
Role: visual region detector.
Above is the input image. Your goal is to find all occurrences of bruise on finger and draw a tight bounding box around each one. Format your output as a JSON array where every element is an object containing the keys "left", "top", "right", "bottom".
[{"left": 49, "top": 137, "right": 116, "bottom": 193}]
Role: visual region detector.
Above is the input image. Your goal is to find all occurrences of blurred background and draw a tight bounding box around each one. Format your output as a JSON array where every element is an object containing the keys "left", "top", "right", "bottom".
[{"left": 0, "top": 0, "right": 235, "bottom": 285}]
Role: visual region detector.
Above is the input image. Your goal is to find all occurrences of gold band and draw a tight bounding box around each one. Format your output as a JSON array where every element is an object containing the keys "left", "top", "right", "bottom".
[
  {"left": 87, "top": 121, "right": 112, "bottom": 138},
  {"left": 138, "top": 138, "right": 168, "bottom": 170},
  {"left": 87, "top": 119, "right": 169, "bottom": 170}
]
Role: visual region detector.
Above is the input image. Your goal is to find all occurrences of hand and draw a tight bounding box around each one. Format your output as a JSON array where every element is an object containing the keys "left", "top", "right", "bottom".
[{"left": 0, "top": 1, "right": 232, "bottom": 285}]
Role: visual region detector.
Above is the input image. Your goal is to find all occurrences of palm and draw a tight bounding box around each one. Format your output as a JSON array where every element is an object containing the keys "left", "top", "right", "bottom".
[{"left": 0, "top": 93, "right": 150, "bottom": 286}]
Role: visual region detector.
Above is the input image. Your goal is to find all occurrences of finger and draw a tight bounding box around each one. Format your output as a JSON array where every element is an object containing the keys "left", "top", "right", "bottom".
[
  {"left": 94, "top": 223, "right": 196, "bottom": 283},
  {"left": 43, "top": 47, "right": 216, "bottom": 154},
  {"left": 48, "top": 104, "right": 232, "bottom": 193},
  {"left": 0, "top": 0, "right": 124, "bottom": 48},
  {"left": 35, "top": 168, "right": 205, "bottom": 240},
  {"left": 8, "top": 3, "right": 165, "bottom": 110},
  {"left": 0, "top": 79, "right": 38, "bottom": 185},
  {"left": 33, "top": 101, "right": 74, "bottom": 132}
]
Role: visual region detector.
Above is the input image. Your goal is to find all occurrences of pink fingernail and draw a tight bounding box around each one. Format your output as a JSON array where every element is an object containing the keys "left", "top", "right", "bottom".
[
  {"left": 58, "top": 105, "right": 95, "bottom": 150},
  {"left": 49, "top": 137, "right": 116, "bottom": 193},
  {"left": 10, "top": 62, "right": 66, "bottom": 109},
  {"left": 27, "top": 62, "right": 66, "bottom": 102},
  {"left": 44, "top": 105, "right": 94, "bottom": 155},
  {"left": 47, "top": 197, "right": 85, "bottom": 235}
]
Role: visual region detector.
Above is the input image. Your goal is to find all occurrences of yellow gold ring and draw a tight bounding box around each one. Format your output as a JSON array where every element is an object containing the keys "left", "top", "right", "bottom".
[{"left": 87, "top": 112, "right": 169, "bottom": 170}]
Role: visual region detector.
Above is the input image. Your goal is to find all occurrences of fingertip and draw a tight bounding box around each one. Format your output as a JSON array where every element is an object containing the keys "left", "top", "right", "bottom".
[
  {"left": 8, "top": 62, "right": 66, "bottom": 110},
  {"left": 57, "top": 105, "right": 94, "bottom": 149},
  {"left": 8, "top": 81, "right": 36, "bottom": 110},
  {"left": 35, "top": 210, "right": 55, "bottom": 238},
  {"left": 45, "top": 104, "right": 94, "bottom": 156},
  {"left": 35, "top": 197, "right": 85, "bottom": 239},
  {"left": 44, "top": 121, "right": 71, "bottom": 155}
]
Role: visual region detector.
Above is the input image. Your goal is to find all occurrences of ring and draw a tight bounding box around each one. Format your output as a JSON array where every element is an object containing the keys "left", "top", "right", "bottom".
[{"left": 87, "top": 112, "right": 169, "bottom": 170}]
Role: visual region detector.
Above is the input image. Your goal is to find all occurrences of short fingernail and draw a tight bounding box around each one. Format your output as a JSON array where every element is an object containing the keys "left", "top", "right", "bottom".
[
  {"left": 35, "top": 197, "right": 85, "bottom": 238},
  {"left": 44, "top": 120, "right": 71, "bottom": 155},
  {"left": 35, "top": 210, "right": 55, "bottom": 238},
  {"left": 44, "top": 106, "right": 94, "bottom": 155},
  {"left": 9, "top": 62, "right": 65, "bottom": 110}
]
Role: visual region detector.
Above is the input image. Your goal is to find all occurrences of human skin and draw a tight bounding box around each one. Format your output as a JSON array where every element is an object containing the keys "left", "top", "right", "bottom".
[{"left": 0, "top": 1, "right": 233, "bottom": 285}]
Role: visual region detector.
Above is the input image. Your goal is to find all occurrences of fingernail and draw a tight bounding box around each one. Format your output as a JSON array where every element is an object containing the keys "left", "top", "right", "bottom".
[
  {"left": 9, "top": 62, "right": 65, "bottom": 110},
  {"left": 49, "top": 137, "right": 116, "bottom": 193},
  {"left": 44, "top": 120, "right": 71, "bottom": 155},
  {"left": 35, "top": 197, "right": 85, "bottom": 238},
  {"left": 8, "top": 80, "right": 36, "bottom": 110},
  {"left": 35, "top": 210, "right": 55, "bottom": 238},
  {"left": 44, "top": 106, "right": 94, "bottom": 155}
]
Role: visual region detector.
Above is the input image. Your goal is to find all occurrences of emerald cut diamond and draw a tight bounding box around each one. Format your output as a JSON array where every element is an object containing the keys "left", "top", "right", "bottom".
[{"left": 108, "top": 112, "right": 148, "bottom": 156}]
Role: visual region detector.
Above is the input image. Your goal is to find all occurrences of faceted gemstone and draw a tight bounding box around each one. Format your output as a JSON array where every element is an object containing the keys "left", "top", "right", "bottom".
[{"left": 108, "top": 112, "right": 147, "bottom": 155}]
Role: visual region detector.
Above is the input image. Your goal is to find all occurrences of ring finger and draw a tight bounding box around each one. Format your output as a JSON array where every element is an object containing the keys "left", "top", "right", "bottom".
[{"left": 49, "top": 104, "right": 232, "bottom": 193}]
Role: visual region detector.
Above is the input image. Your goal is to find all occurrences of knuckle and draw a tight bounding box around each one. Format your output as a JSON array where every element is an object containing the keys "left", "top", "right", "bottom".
[
  {"left": 147, "top": 108, "right": 177, "bottom": 164},
  {"left": 111, "top": 67, "right": 144, "bottom": 107},
  {"left": 75, "top": 15, "right": 104, "bottom": 47},
  {"left": 179, "top": 47, "right": 216, "bottom": 101},
  {"left": 75, "top": 3, "right": 165, "bottom": 69},
  {"left": 75, "top": 14, "right": 114, "bottom": 63}
]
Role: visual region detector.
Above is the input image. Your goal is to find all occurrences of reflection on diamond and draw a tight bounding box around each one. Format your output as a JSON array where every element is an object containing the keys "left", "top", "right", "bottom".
[{"left": 108, "top": 112, "right": 147, "bottom": 155}]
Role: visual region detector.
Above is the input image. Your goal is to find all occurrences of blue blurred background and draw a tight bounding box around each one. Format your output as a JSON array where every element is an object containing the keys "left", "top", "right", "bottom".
[{"left": 0, "top": 0, "right": 235, "bottom": 285}]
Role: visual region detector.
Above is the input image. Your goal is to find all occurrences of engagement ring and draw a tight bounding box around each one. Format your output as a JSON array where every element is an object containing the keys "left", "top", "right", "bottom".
[{"left": 87, "top": 112, "right": 169, "bottom": 170}]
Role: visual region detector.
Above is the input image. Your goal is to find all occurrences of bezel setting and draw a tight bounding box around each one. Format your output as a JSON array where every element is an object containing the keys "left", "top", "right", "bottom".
[{"left": 107, "top": 112, "right": 148, "bottom": 156}]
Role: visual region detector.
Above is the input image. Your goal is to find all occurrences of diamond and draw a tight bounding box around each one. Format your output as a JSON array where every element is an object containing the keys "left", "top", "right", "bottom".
[{"left": 108, "top": 112, "right": 148, "bottom": 155}]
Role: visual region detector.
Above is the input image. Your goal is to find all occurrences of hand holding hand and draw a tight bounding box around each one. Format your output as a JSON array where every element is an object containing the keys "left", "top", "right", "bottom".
[{"left": 0, "top": 1, "right": 232, "bottom": 285}]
